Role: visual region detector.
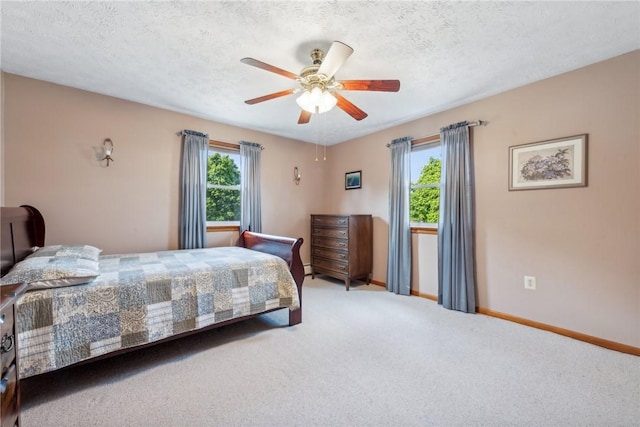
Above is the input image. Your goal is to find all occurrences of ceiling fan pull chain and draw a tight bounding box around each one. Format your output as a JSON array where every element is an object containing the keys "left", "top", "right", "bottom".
[
  {"left": 315, "top": 116, "right": 319, "bottom": 161},
  {"left": 322, "top": 113, "right": 327, "bottom": 160}
]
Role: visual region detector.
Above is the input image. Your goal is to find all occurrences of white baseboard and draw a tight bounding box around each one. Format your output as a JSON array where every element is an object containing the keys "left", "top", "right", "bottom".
[{"left": 304, "top": 264, "right": 312, "bottom": 276}]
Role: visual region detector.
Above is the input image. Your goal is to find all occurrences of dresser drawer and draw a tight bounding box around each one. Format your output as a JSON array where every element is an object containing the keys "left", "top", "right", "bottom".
[
  {"left": 311, "top": 215, "right": 349, "bottom": 227},
  {"left": 312, "top": 236, "right": 348, "bottom": 250},
  {"left": 0, "top": 364, "right": 18, "bottom": 427},
  {"left": 0, "top": 310, "right": 15, "bottom": 373},
  {"left": 0, "top": 283, "right": 26, "bottom": 427},
  {"left": 312, "top": 227, "right": 348, "bottom": 239},
  {"left": 312, "top": 246, "right": 348, "bottom": 262},
  {"left": 312, "top": 256, "right": 348, "bottom": 275}
]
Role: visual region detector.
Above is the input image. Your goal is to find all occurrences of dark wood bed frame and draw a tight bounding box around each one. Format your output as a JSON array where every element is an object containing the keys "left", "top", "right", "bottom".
[{"left": 0, "top": 205, "right": 303, "bottom": 372}]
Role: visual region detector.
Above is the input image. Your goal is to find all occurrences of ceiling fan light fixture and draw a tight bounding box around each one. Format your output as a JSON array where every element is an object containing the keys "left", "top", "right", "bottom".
[
  {"left": 296, "top": 88, "right": 337, "bottom": 114},
  {"left": 242, "top": 40, "right": 399, "bottom": 122}
]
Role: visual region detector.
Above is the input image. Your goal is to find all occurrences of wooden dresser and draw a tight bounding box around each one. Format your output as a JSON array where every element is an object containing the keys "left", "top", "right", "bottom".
[
  {"left": 310, "top": 214, "right": 373, "bottom": 291},
  {"left": 0, "top": 283, "right": 26, "bottom": 427}
]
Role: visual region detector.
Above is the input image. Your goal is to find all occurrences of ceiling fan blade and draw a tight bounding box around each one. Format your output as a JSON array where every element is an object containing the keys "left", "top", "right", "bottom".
[
  {"left": 240, "top": 58, "right": 299, "bottom": 80},
  {"left": 317, "top": 41, "right": 354, "bottom": 79},
  {"left": 338, "top": 80, "right": 401, "bottom": 92},
  {"left": 333, "top": 92, "right": 368, "bottom": 121},
  {"left": 298, "top": 110, "right": 311, "bottom": 124},
  {"left": 244, "top": 88, "right": 296, "bottom": 105}
]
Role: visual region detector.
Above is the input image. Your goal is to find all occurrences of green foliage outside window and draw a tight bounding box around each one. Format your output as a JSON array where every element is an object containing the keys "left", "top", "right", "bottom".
[
  {"left": 410, "top": 157, "right": 441, "bottom": 224},
  {"left": 207, "top": 152, "right": 241, "bottom": 222}
]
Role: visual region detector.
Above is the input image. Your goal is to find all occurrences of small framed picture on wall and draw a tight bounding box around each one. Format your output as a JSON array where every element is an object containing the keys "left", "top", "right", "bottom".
[{"left": 345, "top": 170, "right": 362, "bottom": 190}]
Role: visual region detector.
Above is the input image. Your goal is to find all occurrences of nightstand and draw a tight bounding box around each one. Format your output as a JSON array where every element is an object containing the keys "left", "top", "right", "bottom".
[{"left": 0, "top": 283, "right": 27, "bottom": 427}]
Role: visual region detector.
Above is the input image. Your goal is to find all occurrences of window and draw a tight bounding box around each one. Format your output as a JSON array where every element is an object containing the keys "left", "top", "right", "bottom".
[
  {"left": 410, "top": 142, "right": 441, "bottom": 226},
  {"left": 207, "top": 145, "right": 241, "bottom": 225}
]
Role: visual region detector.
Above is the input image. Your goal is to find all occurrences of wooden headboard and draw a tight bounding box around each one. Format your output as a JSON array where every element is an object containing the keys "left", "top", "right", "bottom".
[{"left": 1, "top": 205, "right": 46, "bottom": 276}]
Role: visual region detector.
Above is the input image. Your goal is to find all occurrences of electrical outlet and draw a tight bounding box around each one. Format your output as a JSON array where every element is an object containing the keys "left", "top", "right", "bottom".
[{"left": 524, "top": 276, "right": 536, "bottom": 290}]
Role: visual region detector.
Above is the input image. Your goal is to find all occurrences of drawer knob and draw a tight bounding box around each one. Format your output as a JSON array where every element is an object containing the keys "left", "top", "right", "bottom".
[
  {"left": 0, "top": 334, "right": 14, "bottom": 354},
  {"left": 0, "top": 314, "right": 4, "bottom": 325}
]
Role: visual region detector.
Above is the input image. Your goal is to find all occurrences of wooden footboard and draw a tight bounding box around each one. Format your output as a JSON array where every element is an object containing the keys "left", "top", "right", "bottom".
[{"left": 239, "top": 230, "right": 304, "bottom": 325}]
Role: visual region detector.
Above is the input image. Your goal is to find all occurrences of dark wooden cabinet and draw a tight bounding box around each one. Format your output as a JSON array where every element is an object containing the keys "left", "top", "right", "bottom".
[
  {"left": 310, "top": 214, "right": 373, "bottom": 291},
  {"left": 0, "top": 283, "right": 26, "bottom": 427}
]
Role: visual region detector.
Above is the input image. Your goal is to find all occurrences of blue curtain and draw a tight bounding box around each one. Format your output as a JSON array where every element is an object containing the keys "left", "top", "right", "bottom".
[
  {"left": 240, "top": 141, "right": 262, "bottom": 233},
  {"left": 387, "top": 136, "right": 412, "bottom": 295},
  {"left": 437, "top": 121, "right": 476, "bottom": 313},
  {"left": 179, "top": 130, "right": 209, "bottom": 249}
]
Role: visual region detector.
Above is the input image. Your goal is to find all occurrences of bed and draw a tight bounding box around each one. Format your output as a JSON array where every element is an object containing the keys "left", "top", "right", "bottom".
[{"left": 0, "top": 205, "right": 304, "bottom": 378}]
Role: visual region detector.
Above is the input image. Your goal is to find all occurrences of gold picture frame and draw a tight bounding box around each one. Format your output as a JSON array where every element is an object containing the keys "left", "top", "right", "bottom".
[{"left": 509, "top": 134, "right": 587, "bottom": 191}]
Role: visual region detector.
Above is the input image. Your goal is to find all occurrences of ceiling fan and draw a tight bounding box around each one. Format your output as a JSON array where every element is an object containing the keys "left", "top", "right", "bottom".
[{"left": 241, "top": 41, "right": 400, "bottom": 124}]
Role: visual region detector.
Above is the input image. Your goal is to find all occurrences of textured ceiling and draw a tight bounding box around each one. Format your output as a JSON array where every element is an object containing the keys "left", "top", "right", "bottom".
[{"left": 1, "top": 1, "right": 638, "bottom": 145}]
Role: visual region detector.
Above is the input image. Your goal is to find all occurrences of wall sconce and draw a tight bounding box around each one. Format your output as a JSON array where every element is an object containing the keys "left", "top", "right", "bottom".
[
  {"left": 293, "top": 166, "right": 301, "bottom": 185},
  {"left": 102, "top": 138, "right": 114, "bottom": 166}
]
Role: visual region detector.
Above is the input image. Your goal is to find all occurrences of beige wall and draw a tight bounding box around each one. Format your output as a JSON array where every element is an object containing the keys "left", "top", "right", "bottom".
[
  {"left": 2, "top": 51, "right": 638, "bottom": 349},
  {"left": 325, "top": 51, "right": 640, "bottom": 347},
  {"left": 1, "top": 72, "right": 5, "bottom": 205},
  {"left": 2, "top": 73, "right": 327, "bottom": 263}
]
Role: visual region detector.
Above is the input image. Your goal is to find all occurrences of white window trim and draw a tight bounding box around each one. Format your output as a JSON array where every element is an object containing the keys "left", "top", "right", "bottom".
[{"left": 206, "top": 220, "right": 240, "bottom": 227}]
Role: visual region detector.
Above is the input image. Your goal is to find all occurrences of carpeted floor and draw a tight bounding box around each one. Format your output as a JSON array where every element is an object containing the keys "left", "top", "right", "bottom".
[{"left": 21, "top": 277, "right": 640, "bottom": 426}]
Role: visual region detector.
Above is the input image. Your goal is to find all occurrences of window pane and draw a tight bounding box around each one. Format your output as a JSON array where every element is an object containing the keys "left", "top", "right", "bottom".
[
  {"left": 207, "top": 152, "right": 241, "bottom": 186},
  {"left": 410, "top": 187, "right": 440, "bottom": 223},
  {"left": 207, "top": 149, "right": 241, "bottom": 222},
  {"left": 207, "top": 188, "right": 240, "bottom": 221},
  {"left": 410, "top": 143, "right": 442, "bottom": 224},
  {"left": 411, "top": 144, "right": 441, "bottom": 183}
]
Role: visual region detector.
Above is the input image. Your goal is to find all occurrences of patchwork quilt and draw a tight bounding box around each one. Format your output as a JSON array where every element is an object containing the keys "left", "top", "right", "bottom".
[{"left": 16, "top": 246, "right": 300, "bottom": 378}]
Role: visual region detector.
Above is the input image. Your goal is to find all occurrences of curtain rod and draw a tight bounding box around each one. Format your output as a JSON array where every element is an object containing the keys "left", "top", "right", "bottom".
[
  {"left": 177, "top": 131, "right": 264, "bottom": 150},
  {"left": 386, "top": 120, "right": 486, "bottom": 147},
  {"left": 412, "top": 120, "right": 485, "bottom": 145},
  {"left": 177, "top": 131, "right": 238, "bottom": 148}
]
